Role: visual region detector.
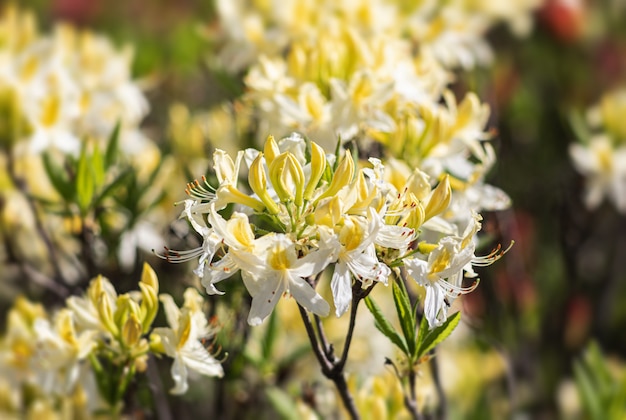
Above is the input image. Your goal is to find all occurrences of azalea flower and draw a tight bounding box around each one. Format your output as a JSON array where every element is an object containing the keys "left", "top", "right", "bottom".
[
  {"left": 32, "top": 310, "right": 97, "bottom": 394},
  {"left": 569, "top": 135, "right": 626, "bottom": 213},
  {"left": 328, "top": 210, "right": 392, "bottom": 316},
  {"left": 152, "top": 291, "right": 223, "bottom": 395},
  {"left": 230, "top": 233, "right": 333, "bottom": 326},
  {"left": 405, "top": 236, "right": 477, "bottom": 328}
]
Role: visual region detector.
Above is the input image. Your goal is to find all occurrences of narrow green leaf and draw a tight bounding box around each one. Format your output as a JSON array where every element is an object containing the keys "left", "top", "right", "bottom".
[
  {"left": 91, "top": 143, "right": 105, "bottom": 189},
  {"left": 416, "top": 312, "right": 428, "bottom": 356},
  {"left": 261, "top": 309, "right": 278, "bottom": 361},
  {"left": 364, "top": 296, "right": 409, "bottom": 355},
  {"left": 265, "top": 387, "right": 301, "bottom": 420},
  {"left": 278, "top": 344, "right": 312, "bottom": 370},
  {"left": 321, "top": 158, "right": 333, "bottom": 184},
  {"left": 586, "top": 342, "right": 612, "bottom": 389},
  {"left": 417, "top": 311, "right": 461, "bottom": 359},
  {"left": 333, "top": 135, "right": 342, "bottom": 171},
  {"left": 392, "top": 280, "right": 416, "bottom": 358},
  {"left": 42, "top": 153, "right": 74, "bottom": 202},
  {"left": 574, "top": 360, "right": 603, "bottom": 420},
  {"left": 146, "top": 157, "right": 164, "bottom": 186},
  {"left": 93, "top": 169, "right": 133, "bottom": 208},
  {"left": 104, "top": 121, "right": 121, "bottom": 169},
  {"left": 568, "top": 111, "right": 591, "bottom": 145},
  {"left": 75, "top": 147, "right": 94, "bottom": 214}
]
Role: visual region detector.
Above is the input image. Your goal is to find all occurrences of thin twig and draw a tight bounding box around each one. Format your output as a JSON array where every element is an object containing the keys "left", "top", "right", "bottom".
[
  {"left": 429, "top": 351, "right": 446, "bottom": 420},
  {"left": 20, "top": 263, "right": 70, "bottom": 298},
  {"left": 6, "top": 150, "right": 67, "bottom": 286},
  {"left": 314, "top": 314, "right": 334, "bottom": 360},
  {"left": 298, "top": 304, "right": 332, "bottom": 374},
  {"left": 335, "top": 287, "right": 361, "bottom": 372},
  {"left": 297, "top": 304, "right": 360, "bottom": 420},
  {"left": 147, "top": 355, "right": 173, "bottom": 420},
  {"left": 404, "top": 365, "right": 425, "bottom": 420}
]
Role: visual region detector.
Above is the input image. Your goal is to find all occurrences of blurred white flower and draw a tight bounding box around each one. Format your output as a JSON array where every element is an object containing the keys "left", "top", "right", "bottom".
[{"left": 570, "top": 135, "right": 626, "bottom": 212}]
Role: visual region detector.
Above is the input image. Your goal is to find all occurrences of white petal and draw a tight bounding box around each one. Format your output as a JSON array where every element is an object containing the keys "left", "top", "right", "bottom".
[
  {"left": 170, "top": 355, "right": 189, "bottom": 395},
  {"left": 290, "top": 247, "right": 333, "bottom": 278},
  {"left": 201, "top": 254, "right": 239, "bottom": 295},
  {"left": 158, "top": 295, "right": 181, "bottom": 331},
  {"left": 151, "top": 327, "right": 178, "bottom": 357},
  {"left": 181, "top": 341, "right": 223, "bottom": 378},
  {"left": 424, "top": 284, "right": 446, "bottom": 329},
  {"left": 248, "top": 274, "right": 284, "bottom": 326},
  {"left": 405, "top": 257, "right": 429, "bottom": 287},
  {"left": 331, "top": 262, "right": 353, "bottom": 317},
  {"left": 289, "top": 275, "right": 330, "bottom": 317}
]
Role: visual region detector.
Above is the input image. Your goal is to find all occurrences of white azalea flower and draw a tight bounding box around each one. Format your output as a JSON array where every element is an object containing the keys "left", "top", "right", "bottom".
[
  {"left": 229, "top": 234, "right": 332, "bottom": 326},
  {"left": 152, "top": 292, "right": 223, "bottom": 395},
  {"left": 32, "top": 310, "right": 97, "bottom": 395},
  {"left": 569, "top": 135, "right": 626, "bottom": 213},
  {"left": 329, "top": 211, "right": 391, "bottom": 316},
  {"left": 405, "top": 237, "right": 477, "bottom": 328},
  {"left": 156, "top": 200, "right": 223, "bottom": 286}
]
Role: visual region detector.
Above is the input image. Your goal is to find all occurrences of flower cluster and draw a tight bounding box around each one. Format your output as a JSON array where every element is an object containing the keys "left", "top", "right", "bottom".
[
  {"left": 213, "top": 0, "right": 540, "bottom": 74},
  {"left": 211, "top": 0, "right": 539, "bottom": 152},
  {"left": 209, "top": 1, "right": 517, "bottom": 231},
  {"left": 0, "top": 6, "right": 149, "bottom": 156},
  {"left": 569, "top": 88, "right": 626, "bottom": 213},
  {"left": 164, "top": 134, "right": 509, "bottom": 328},
  {"left": 0, "top": 264, "right": 223, "bottom": 416}
]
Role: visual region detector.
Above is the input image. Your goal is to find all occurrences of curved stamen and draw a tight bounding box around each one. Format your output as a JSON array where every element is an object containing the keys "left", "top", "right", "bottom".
[
  {"left": 472, "top": 241, "right": 514, "bottom": 266},
  {"left": 438, "top": 277, "right": 480, "bottom": 297},
  {"left": 153, "top": 246, "right": 204, "bottom": 263},
  {"left": 185, "top": 175, "right": 217, "bottom": 200}
]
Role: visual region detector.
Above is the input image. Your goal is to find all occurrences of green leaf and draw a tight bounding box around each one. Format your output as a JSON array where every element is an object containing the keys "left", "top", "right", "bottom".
[
  {"left": 265, "top": 387, "right": 301, "bottom": 420},
  {"left": 75, "top": 147, "right": 94, "bottom": 214},
  {"left": 364, "top": 296, "right": 408, "bottom": 355},
  {"left": 416, "top": 311, "right": 461, "bottom": 359},
  {"left": 416, "top": 312, "right": 428, "bottom": 357},
  {"left": 261, "top": 309, "right": 278, "bottom": 361},
  {"left": 42, "top": 153, "right": 74, "bottom": 202},
  {"left": 91, "top": 143, "right": 105, "bottom": 189},
  {"left": 321, "top": 158, "right": 333, "bottom": 184},
  {"left": 104, "top": 121, "right": 121, "bottom": 169},
  {"left": 574, "top": 359, "right": 603, "bottom": 420},
  {"left": 93, "top": 169, "right": 133, "bottom": 208},
  {"left": 568, "top": 111, "right": 591, "bottom": 145},
  {"left": 392, "top": 280, "right": 416, "bottom": 358},
  {"left": 332, "top": 135, "right": 342, "bottom": 171}
]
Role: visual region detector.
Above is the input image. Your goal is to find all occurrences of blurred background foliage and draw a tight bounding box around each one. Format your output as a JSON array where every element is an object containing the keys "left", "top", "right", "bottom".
[{"left": 2, "top": 0, "right": 626, "bottom": 418}]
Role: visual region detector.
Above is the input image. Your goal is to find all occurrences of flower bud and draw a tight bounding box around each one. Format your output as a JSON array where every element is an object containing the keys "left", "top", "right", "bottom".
[
  {"left": 304, "top": 141, "right": 326, "bottom": 200},
  {"left": 317, "top": 152, "right": 354, "bottom": 202},
  {"left": 122, "top": 312, "right": 142, "bottom": 348},
  {"left": 269, "top": 152, "right": 305, "bottom": 206},
  {"left": 114, "top": 294, "right": 139, "bottom": 332},
  {"left": 314, "top": 196, "right": 343, "bottom": 227},
  {"left": 97, "top": 292, "right": 119, "bottom": 337},
  {"left": 424, "top": 175, "right": 451, "bottom": 221},
  {"left": 263, "top": 135, "right": 280, "bottom": 166},
  {"left": 248, "top": 153, "right": 280, "bottom": 214},
  {"left": 139, "top": 282, "right": 158, "bottom": 334}
]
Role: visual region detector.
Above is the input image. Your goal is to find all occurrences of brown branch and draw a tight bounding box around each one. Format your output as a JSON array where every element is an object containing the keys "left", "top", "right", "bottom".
[
  {"left": 297, "top": 303, "right": 360, "bottom": 420},
  {"left": 429, "top": 351, "right": 446, "bottom": 420},
  {"left": 146, "top": 355, "right": 173, "bottom": 420},
  {"left": 6, "top": 151, "right": 68, "bottom": 287}
]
